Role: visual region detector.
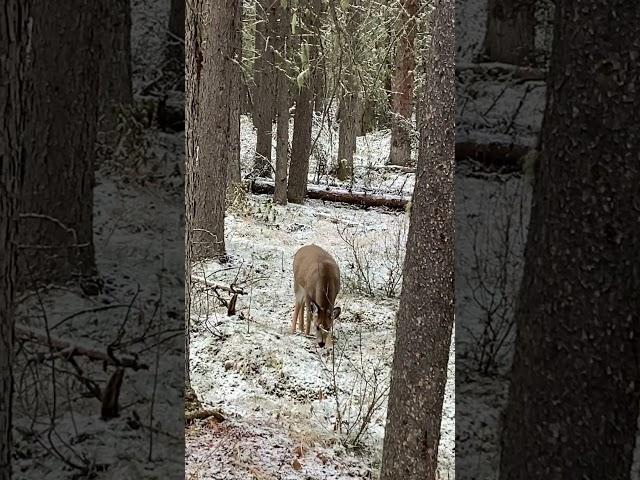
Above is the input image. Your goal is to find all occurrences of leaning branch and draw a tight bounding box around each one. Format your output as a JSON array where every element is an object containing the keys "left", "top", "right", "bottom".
[{"left": 16, "top": 324, "right": 148, "bottom": 370}]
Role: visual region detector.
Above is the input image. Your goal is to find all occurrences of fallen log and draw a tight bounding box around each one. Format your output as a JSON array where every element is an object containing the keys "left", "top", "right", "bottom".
[
  {"left": 455, "top": 141, "right": 532, "bottom": 170},
  {"left": 16, "top": 324, "right": 148, "bottom": 370},
  {"left": 250, "top": 179, "right": 411, "bottom": 210},
  {"left": 456, "top": 62, "right": 547, "bottom": 82}
]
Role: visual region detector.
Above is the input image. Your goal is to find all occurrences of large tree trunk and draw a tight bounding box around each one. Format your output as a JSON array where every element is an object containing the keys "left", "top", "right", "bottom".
[
  {"left": 288, "top": 0, "right": 321, "bottom": 203},
  {"left": 18, "top": 0, "right": 100, "bottom": 288},
  {"left": 388, "top": 0, "right": 417, "bottom": 166},
  {"left": 97, "top": 0, "right": 133, "bottom": 134},
  {"left": 379, "top": 0, "right": 455, "bottom": 476},
  {"left": 273, "top": 1, "right": 291, "bottom": 205},
  {"left": 0, "top": 3, "right": 30, "bottom": 477},
  {"left": 499, "top": 2, "right": 640, "bottom": 479},
  {"left": 186, "top": 0, "right": 238, "bottom": 261},
  {"left": 253, "top": 0, "right": 277, "bottom": 177},
  {"left": 165, "top": 0, "right": 186, "bottom": 88},
  {"left": 484, "top": 0, "right": 536, "bottom": 65}
]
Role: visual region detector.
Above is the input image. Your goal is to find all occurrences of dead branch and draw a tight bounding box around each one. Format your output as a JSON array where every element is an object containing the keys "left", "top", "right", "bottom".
[
  {"left": 456, "top": 62, "right": 547, "bottom": 82},
  {"left": 185, "top": 409, "right": 226, "bottom": 423},
  {"left": 16, "top": 324, "right": 149, "bottom": 370}
]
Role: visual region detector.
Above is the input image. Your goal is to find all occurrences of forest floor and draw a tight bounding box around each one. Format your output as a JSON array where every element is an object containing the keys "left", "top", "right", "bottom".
[
  {"left": 184, "top": 114, "right": 457, "bottom": 480},
  {"left": 11, "top": 1, "right": 185, "bottom": 478}
]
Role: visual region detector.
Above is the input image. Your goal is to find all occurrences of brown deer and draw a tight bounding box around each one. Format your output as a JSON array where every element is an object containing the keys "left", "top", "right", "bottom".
[{"left": 291, "top": 244, "right": 341, "bottom": 347}]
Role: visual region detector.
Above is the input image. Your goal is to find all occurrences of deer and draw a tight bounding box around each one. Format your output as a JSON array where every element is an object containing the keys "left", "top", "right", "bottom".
[{"left": 291, "top": 244, "right": 341, "bottom": 348}]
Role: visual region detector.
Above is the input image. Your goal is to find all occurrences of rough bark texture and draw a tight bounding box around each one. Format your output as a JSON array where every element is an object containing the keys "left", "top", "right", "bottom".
[
  {"left": 379, "top": 0, "right": 455, "bottom": 476},
  {"left": 0, "top": 2, "right": 29, "bottom": 477},
  {"left": 335, "top": 0, "right": 362, "bottom": 181},
  {"left": 186, "top": 0, "right": 238, "bottom": 261},
  {"left": 18, "top": 0, "right": 99, "bottom": 287},
  {"left": 97, "top": 0, "right": 133, "bottom": 133},
  {"left": 253, "top": 0, "right": 277, "bottom": 177},
  {"left": 274, "top": 1, "right": 291, "bottom": 205},
  {"left": 484, "top": 0, "right": 536, "bottom": 65},
  {"left": 228, "top": 0, "right": 242, "bottom": 191},
  {"left": 288, "top": 0, "right": 321, "bottom": 204},
  {"left": 165, "top": 0, "right": 186, "bottom": 87},
  {"left": 499, "top": 2, "right": 640, "bottom": 479},
  {"left": 388, "top": 0, "right": 417, "bottom": 166},
  {"left": 336, "top": 92, "right": 359, "bottom": 180}
]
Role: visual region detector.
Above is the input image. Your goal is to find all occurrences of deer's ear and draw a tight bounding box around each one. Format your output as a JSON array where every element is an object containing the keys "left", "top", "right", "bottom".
[
  {"left": 332, "top": 306, "right": 341, "bottom": 319},
  {"left": 309, "top": 301, "right": 319, "bottom": 315}
]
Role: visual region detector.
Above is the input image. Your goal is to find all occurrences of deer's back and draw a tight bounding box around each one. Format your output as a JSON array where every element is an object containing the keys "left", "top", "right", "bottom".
[{"left": 293, "top": 244, "right": 340, "bottom": 306}]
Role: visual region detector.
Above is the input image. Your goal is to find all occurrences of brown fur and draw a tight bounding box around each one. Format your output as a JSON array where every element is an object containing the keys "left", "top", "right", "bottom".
[{"left": 291, "top": 244, "right": 341, "bottom": 346}]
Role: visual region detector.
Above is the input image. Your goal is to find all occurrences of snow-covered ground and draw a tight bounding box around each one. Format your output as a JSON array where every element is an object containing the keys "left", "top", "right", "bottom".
[
  {"left": 187, "top": 116, "right": 455, "bottom": 479},
  {"left": 12, "top": 2, "right": 184, "bottom": 478}
]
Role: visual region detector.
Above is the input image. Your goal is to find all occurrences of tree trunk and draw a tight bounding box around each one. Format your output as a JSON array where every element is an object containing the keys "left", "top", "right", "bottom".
[
  {"left": 499, "top": 2, "right": 640, "bottom": 479},
  {"left": 0, "top": 3, "right": 30, "bottom": 476},
  {"left": 186, "top": 0, "right": 238, "bottom": 261},
  {"left": 165, "top": 0, "right": 186, "bottom": 88},
  {"left": 97, "top": 0, "right": 133, "bottom": 134},
  {"left": 336, "top": 92, "right": 359, "bottom": 180},
  {"left": 18, "top": 0, "right": 100, "bottom": 288},
  {"left": 388, "top": 0, "right": 417, "bottom": 166},
  {"left": 273, "top": 1, "right": 290, "bottom": 205},
  {"left": 379, "top": 0, "right": 455, "bottom": 476},
  {"left": 335, "top": 0, "right": 362, "bottom": 181},
  {"left": 484, "top": 0, "right": 536, "bottom": 65},
  {"left": 253, "top": 0, "right": 277, "bottom": 177},
  {"left": 228, "top": 0, "right": 242, "bottom": 192},
  {"left": 288, "top": 0, "right": 321, "bottom": 203}
]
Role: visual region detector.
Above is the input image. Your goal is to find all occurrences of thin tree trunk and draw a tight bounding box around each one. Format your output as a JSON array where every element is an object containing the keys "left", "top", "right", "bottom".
[
  {"left": 98, "top": 0, "right": 133, "bottom": 134},
  {"left": 388, "top": 0, "right": 417, "bottom": 166},
  {"left": 228, "top": 0, "right": 242, "bottom": 192},
  {"left": 379, "top": 0, "right": 455, "bottom": 476},
  {"left": 0, "top": 3, "right": 30, "bottom": 476},
  {"left": 336, "top": 92, "right": 359, "bottom": 180},
  {"left": 484, "top": 0, "right": 536, "bottom": 65},
  {"left": 165, "top": 0, "right": 186, "bottom": 87},
  {"left": 186, "top": 0, "right": 238, "bottom": 261},
  {"left": 18, "top": 0, "right": 100, "bottom": 288},
  {"left": 288, "top": 0, "right": 321, "bottom": 203},
  {"left": 253, "top": 0, "right": 277, "bottom": 177},
  {"left": 335, "top": 0, "right": 362, "bottom": 181},
  {"left": 499, "top": 1, "right": 640, "bottom": 478},
  {"left": 274, "top": 1, "right": 290, "bottom": 205}
]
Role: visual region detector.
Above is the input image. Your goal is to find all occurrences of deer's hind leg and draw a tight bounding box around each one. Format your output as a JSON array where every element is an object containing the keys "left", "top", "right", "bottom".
[
  {"left": 298, "top": 301, "right": 305, "bottom": 332},
  {"left": 291, "top": 301, "right": 301, "bottom": 333}
]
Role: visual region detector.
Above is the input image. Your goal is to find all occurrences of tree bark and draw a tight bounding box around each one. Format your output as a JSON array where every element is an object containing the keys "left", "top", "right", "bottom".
[
  {"left": 18, "top": 0, "right": 100, "bottom": 288},
  {"left": 335, "top": 0, "right": 362, "bottom": 181},
  {"left": 253, "top": 0, "right": 277, "bottom": 177},
  {"left": 499, "top": 1, "right": 640, "bottom": 479},
  {"left": 0, "top": 3, "right": 30, "bottom": 476},
  {"left": 388, "top": 0, "right": 417, "bottom": 166},
  {"left": 228, "top": 0, "right": 242, "bottom": 192},
  {"left": 288, "top": 0, "right": 321, "bottom": 203},
  {"left": 186, "top": 0, "right": 238, "bottom": 261},
  {"left": 379, "top": 0, "right": 455, "bottom": 477},
  {"left": 97, "top": 0, "right": 133, "bottom": 133},
  {"left": 274, "top": 1, "right": 291, "bottom": 205},
  {"left": 484, "top": 0, "right": 536, "bottom": 65},
  {"left": 165, "top": 0, "right": 186, "bottom": 87}
]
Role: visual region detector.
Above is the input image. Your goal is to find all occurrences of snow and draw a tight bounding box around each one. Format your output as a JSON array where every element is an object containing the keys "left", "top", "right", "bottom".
[
  {"left": 12, "top": 2, "right": 183, "bottom": 478},
  {"left": 187, "top": 117, "right": 455, "bottom": 479}
]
